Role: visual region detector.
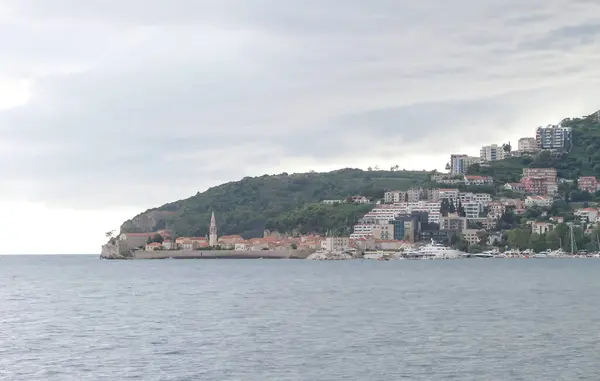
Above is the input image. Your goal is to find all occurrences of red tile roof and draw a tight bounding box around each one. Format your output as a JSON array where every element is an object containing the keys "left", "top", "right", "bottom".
[{"left": 220, "top": 235, "right": 243, "bottom": 240}]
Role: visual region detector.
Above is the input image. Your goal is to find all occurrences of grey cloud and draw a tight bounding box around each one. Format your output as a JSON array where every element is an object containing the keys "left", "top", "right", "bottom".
[
  {"left": 504, "top": 14, "right": 553, "bottom": 26},
  {"left": 520, "top": 22, "right": 600, "bottom": 50},
  {"left": 1, "top": 0, "right": 600, "bottom": 209}
]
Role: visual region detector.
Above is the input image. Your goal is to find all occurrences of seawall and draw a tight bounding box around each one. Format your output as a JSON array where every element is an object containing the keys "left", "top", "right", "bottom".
[{"left": 131, "top": 249, "right": 310, "bottom": 260}]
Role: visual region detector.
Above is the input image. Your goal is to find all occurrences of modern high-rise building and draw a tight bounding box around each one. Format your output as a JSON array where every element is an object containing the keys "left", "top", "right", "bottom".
[
  {"left": 450, "top": 154, "right": 480, "bottom": 175},
  {"left": 535, "top": 125, "right": 571, "bottom": 149},
  {"left": 480, "top": 144, "right": 506, "bottom": 162}
]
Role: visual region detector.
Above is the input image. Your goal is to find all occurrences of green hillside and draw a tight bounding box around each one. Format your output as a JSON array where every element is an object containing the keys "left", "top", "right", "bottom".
[
  {"left": 468, "top": 112, "right": 600, "bottom": 183},
  {"left": 120, "top": 168, "right": 428, "bottom": 238},
  {"left": 266, "top": 202, "right": 374, "bottom": 236}
]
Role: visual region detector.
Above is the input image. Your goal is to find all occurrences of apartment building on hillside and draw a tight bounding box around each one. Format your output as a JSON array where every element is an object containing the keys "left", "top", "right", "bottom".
[
  {"left": 578, "top": 176, "right": 599, "bottom": 193},
  {"left": 383, "top": 188, "right": 425, "bottom": 203},
  {"left": 523, "top": 167, "right": 557, "bottom": 179},
  {"left": 536, "top": 125, "right": 571, "bottom": 150},
  {"left": 518, "top": 137, "right": 538, "bottom": 152},
  {"left": 480, "top": 144, "right": 506, "bottom": 162},
  {"left": 430, "top": 188, "right": 460, "bottom": 203},
  {"left": 439, "top": 214, "right": 468, "bottom": 231},
  {"left": 450, "top": 154, "right": 481, "bottom": 175}
]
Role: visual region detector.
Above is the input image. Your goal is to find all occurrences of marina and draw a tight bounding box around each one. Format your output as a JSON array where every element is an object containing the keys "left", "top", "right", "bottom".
[{"left": 307, "top": 239, "right": 600, "bottom": 260}]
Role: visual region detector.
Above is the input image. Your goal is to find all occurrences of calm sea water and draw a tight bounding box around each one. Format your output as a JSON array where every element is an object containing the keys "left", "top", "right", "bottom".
[{"left": 1, "top": 256, "right": 600, "bottom": 380}]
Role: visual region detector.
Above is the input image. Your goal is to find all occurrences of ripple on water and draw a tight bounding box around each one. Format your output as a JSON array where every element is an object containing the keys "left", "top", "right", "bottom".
[{"left": 2, "top": 257, "right": 600, "bottom": 380}]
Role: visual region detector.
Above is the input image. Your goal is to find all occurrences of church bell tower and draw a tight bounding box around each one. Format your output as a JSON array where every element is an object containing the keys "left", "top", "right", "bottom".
[{"left": 209, "top": 212, "right": 218, "bottom": 247}]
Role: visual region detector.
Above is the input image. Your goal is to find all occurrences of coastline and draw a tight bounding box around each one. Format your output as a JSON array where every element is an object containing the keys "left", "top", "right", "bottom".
[{"left": 100, "top": 245, "right": 310, "bottom": 260}]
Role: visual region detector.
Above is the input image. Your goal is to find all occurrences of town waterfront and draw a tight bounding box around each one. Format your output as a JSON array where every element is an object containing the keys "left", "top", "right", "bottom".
[{"left": 2, "top": 255, "right": 600, "bottom": 380}]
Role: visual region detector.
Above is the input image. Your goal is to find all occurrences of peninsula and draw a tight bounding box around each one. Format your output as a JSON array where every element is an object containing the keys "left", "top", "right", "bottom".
[{"left": 103, "top": 109, "right": 600, "bottom": 259}]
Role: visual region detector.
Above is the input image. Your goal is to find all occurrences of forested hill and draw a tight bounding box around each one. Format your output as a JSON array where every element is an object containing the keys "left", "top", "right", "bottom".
[
  {"left": 120, "top": 168, "right": 429, "bottom": 238},
  {"left": 468, "top": 111, "right": 600, "bottom": 183}
]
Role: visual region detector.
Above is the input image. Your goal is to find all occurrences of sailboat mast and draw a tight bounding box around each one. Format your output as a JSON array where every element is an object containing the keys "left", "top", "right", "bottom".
[{"left": 570, "top": 224, "right": 575, "bottom": 255}]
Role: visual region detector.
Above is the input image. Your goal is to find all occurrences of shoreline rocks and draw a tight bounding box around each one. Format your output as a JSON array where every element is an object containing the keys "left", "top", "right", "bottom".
[{"left": 306, "top": 252, "right": 353, "bottom": 260}]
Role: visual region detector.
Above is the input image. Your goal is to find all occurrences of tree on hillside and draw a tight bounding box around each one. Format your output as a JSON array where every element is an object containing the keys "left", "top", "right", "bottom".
[
  {"left": 453, "top": 234, "right": 470, "bottom": 252},
  {"left": 529, "top": 233, "right": 546, "bottom": 252},
  {"left": 440, "top": 199, "right": 450, "bottom": 217},
  {"left": 152, "top": 234, "right": 164, "bottom": 244},
  {"left": 448, "top": 200, "right": 457, "bottom": 214},
  {"left": 499, "top": 210, "right": 519, "bottom": 230},
  {"left": 105, "top": 230, "right": 115, "bottom": 238},
  {"left": 507, "top": 228, "right": 531, "bottom": 249},
  {"left": 524, "top": 206, "right": 544, "bottom": 219},
  {"left": 147, "top": 236, "right": 153, "bottom": 244},
  {"left": 121, "top": 168, "right": 432, "bottom": 239},
  {"left": 445, "top": 162, "right": 451, "bottom": 171},
  {"left": 361, "top": 188, "right": 385, "bottom": 200},
  {"left": 457, "top": 200, "right": 466, "bottom": 217},
  {"left": 503, "top": 142, "right": 512, "bottom": 153},
  {"left": 477, "top": 231, "right": 490, "bottom": 246}
]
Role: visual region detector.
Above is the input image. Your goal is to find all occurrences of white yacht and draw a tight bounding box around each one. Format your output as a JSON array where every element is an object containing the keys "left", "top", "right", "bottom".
[
  {"left": 547, "top": 249, "right": 566, "bottom": 258},
  {"left": 407, "top": 240, "right": 464, "bottom": 259},
  {"left": 363, "top": 251, "right": 386, "bottom": 260}
]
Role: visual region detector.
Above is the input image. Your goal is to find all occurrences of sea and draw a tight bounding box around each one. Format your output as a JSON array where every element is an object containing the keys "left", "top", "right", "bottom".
[{"left": 1, "top": 256, "right": 600, "bottom": 380}]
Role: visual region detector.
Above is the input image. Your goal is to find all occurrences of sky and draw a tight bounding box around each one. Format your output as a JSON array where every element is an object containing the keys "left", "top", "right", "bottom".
[{"left": 1, "top": 0, "right": 600, "bottom": 254}]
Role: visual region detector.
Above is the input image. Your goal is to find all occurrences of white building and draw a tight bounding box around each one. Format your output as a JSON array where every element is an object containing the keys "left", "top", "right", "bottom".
[
  {"left": 574, "top": 208, "right": 599, "bottom": 223},
  {"left": 359, "top": 201, "right": 442, "bottom": 227},
  {"left": 431, "top": 188, "right": 460, "bottom": 203},
  {"left": 480, "top": 144, "right": 506, "bottom": 162},
  {"left": 462, "top": 229, "right": 483, "bottom": 245},
  {"left": 473, "top": 193, "right": 492, "bottom": 204},
  {"left": 462, "top": 202, "right": 483, "bottom": 219},
  {"left": 321, "top": 237, "right": 350, "bottom": 252},
  {"left": 531, "top": 222, "right": 554, "bottom": 235},
  {"left": 518, "top": 137, "right": 538, "bottom": 152},
  {"left": 322, "top": 200, "right": 343, "bottom": 205},
  {"left": 383, "top": 189, "right": 423, "bottom": 203},
  {"left": 457, "top": 192, "right": 491, "bottom": 205},
  {"left": 350, "top": 224, "right": 377, "bottom": 239},
  {"left": 234, "top": 243, "right": 248, "bottom": 251},
  {"left": 360, "top": 209, "right": 400, "bottom": 225},
  {"left": 525, "top": 196, "right": 553, "bottom": 208},
  {"left": 384, "top": 191, "right": 403, "bottom": 204},
  {"left": 464, "top": 175, "right": 494, "bottom": 186}
]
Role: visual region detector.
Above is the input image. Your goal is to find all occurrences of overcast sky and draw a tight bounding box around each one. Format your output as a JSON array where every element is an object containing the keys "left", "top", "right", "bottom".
[{"left": 1, "top": 0, "right": 600, "bottom": 254}]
